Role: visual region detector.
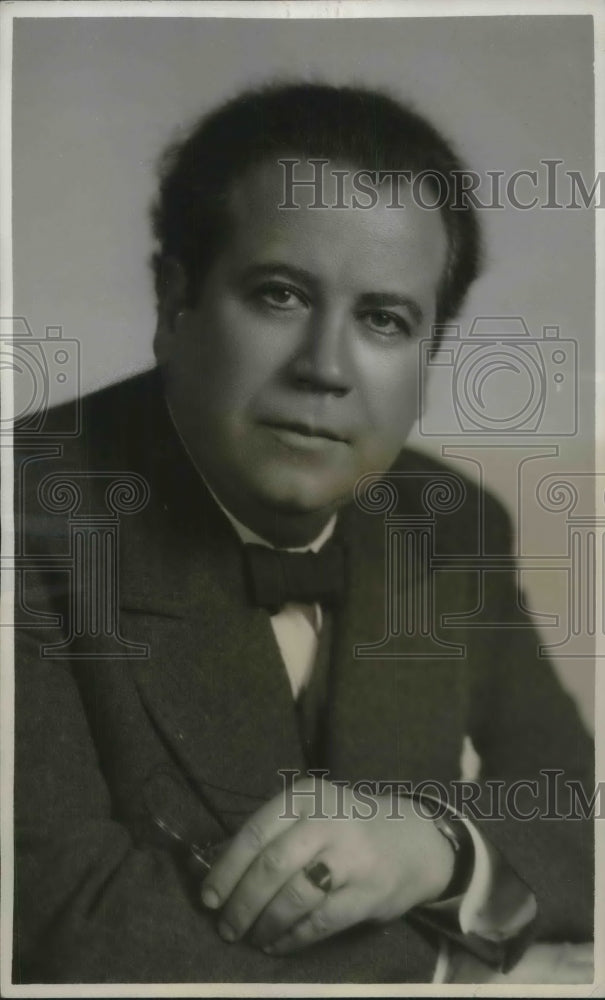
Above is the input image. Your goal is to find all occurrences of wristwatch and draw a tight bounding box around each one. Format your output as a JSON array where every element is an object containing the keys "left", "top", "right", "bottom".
[{"left": 432, "top": 810, "right": 474, "bottom": 900}]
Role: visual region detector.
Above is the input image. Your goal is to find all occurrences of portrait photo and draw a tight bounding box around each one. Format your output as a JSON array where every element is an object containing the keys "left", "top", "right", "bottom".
[{"left": 1, "top": 2, "right": 602, "bottom": 994}]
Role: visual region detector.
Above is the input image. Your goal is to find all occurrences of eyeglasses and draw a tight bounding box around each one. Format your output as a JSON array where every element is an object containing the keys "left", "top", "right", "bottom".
[
  {"left": 142, "top": 768, "right": 229, "bottom": 874},
  {"left": 150, "top": 811, "right": 228, "bottom": 873}
]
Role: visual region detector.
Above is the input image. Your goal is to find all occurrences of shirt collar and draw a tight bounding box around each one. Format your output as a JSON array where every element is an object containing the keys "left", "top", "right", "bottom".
[{"left": 220, "top": 501, "right": 337, "bottom": 554}]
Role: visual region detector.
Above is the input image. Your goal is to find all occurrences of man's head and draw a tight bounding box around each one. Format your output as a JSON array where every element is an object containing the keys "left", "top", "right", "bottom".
[
  {"left": 151, "top": 83, "right": 481, "bottom": 327},
  {"left": 151, "top": 83, "right": 482, "bottom": 543}
]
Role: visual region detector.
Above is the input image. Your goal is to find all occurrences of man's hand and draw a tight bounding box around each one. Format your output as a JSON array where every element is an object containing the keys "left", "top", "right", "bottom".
[{"left": 200, "top": 776, "right": 454, "bottom": 954}]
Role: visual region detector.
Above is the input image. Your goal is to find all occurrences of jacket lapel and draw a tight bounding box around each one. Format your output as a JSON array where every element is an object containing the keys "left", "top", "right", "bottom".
[
  {"left": 325, "top": 468, "right": 471, "bottom": 785},
  {"left": 115, "top": 375, "right": 306, "bottom": 828}
]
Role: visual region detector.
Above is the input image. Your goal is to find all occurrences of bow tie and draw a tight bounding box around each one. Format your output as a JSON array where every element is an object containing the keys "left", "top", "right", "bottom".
[{"left": 243, "top": 542, "right": 346, "bottom": 615}]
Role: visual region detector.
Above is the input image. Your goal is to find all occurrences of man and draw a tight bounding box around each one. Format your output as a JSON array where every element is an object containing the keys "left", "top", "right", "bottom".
[{"left": 13, "top": 83, "right": 593, "bottom": 984}]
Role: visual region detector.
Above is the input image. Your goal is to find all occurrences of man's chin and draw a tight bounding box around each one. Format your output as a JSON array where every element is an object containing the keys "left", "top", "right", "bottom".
[{"left": 256, "top": 476, "right": 351, "bottom": 518}]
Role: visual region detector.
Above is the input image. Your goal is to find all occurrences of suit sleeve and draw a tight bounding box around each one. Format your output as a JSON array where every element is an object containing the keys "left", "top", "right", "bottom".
[
  {"left": 13, "top": 602, "right": 295, "bottom": 984},
  {"left": 409, "top": 492, "right": 593, "bottom": 970},
  {"left": 412, "top": 801, "right": 538, "bottom": 972},
  {"left": 10, "top": 432, "right": 257, "bottom": 982},
  {"left": 460, "top": 494, "right": 594, "bottom": 945}
]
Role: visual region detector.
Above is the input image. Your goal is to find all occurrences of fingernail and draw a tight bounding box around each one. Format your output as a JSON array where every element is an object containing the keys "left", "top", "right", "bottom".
[
  {"left": 218, "top": 922, "right": 236, "bottom": 942},
  {"left": 201, "top": 887, "right": 220, "bottom": 908}
]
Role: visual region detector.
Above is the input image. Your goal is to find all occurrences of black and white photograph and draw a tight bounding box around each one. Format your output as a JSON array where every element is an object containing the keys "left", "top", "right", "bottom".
[{"left": 1, "top": 1, "right": 602, "bottom": 993}]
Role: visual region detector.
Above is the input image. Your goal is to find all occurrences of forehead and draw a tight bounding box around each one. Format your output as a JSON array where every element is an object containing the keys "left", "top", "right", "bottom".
[{"left": 223, "top": 159, "right": 448, "bottom": 303}]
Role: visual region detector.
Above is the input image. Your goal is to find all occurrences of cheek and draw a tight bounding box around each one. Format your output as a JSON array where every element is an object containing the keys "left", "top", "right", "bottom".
[
  {"left": 361, "top": 355, "right": 421, "bottom": 436},
  {"left": 197, "top": 301, "right": 290, "bottom": 393},
  {"left": 175, "top": 318, "right": 252, "bottom": 409}
]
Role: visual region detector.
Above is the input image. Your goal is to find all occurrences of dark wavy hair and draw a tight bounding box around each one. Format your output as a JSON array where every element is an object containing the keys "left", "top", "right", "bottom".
[{"left": 151, "top": 82, "right": 482, "bottom": 325}]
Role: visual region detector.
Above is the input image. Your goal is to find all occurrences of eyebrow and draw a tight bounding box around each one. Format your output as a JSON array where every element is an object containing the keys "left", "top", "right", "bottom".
[
  {"left": 239, "top": 262, "right": 320, "bottom": 290},
  {"left": 357, "top": 292, "right": 424, "bottom": 327},
  {"left": 240, "top": 262, "right": 424, "bottom": 326}
]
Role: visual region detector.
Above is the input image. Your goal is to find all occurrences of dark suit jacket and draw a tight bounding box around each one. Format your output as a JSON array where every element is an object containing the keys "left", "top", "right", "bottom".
[{"left": 13, "top": 370, "right": 593, "bottom": 984}]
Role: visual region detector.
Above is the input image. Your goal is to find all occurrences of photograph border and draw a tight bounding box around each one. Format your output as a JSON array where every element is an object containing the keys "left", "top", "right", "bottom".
[{"left": 1, "top": 2, "right": 603, "bottom": 996}]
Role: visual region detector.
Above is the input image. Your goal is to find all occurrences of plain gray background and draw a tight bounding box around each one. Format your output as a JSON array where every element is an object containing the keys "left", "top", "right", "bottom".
[{"left": 11, "top": 14, "right": 595, "bottom": 727}]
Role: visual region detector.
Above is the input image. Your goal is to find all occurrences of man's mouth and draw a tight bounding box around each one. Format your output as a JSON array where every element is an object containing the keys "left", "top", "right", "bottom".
[{"left": 260, "top": 419, "right": 349, "bottom": 447}]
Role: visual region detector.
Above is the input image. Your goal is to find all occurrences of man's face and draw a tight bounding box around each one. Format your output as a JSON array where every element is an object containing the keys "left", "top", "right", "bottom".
[{"left": 158, "top": 160, "right": 447, "bottom": 535}]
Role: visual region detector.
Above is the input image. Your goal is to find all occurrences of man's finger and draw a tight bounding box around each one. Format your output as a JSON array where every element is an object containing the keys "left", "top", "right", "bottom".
[
  {"left": 248, "top": 867, "right": 327, "bottom": 949},
  {"left": 215, "top": 822, "right": 329, "bottom": 941},
  {"left": 264, "top": 887, "right": 366, "bottom": 955},
  {"left": 200, "top": 796, "right": 299, "bottom": 909},
  {"left": 247, "top": 849, "right": 347, "bottom": 948}
]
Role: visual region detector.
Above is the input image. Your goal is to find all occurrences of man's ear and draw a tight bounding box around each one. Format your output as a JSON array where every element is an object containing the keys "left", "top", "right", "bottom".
[
  {"left": 153, "top": 257, "right": 189, "bottom": 364},
  {"left": 417, "top": 338, "right": 435, "bottom": 422}
]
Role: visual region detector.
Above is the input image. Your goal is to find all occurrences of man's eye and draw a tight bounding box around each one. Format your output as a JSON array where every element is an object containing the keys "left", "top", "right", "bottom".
[
  {"left": 256, "top": 284, "right": 306, "bottom": 310},
  {"left": 362, "top": 310, "right": 410, "bottom": 338}
]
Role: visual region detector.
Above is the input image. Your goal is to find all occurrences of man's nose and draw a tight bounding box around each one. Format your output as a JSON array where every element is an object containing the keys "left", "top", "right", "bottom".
[{"left": 288, "top": 307, "right": 353, "bottom": 397}]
